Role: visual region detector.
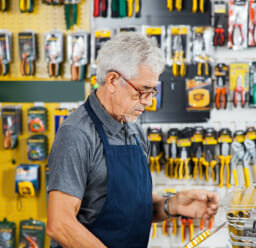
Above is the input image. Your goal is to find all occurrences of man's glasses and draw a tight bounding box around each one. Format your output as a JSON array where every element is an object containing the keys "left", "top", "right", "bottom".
[{"left": 112, "top": 71, "right": 158, "bottom": 100}]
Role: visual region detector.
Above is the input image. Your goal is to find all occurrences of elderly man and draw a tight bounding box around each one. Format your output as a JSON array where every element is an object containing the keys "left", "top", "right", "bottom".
[{"left": 46, "top": 32, "right": 219, "bottom": 248}]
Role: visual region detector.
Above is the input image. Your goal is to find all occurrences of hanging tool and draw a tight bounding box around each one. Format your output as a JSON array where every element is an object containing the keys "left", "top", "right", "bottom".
[
  {"left": 166, "top": 129, "right": 178, "bottom": 178},
  {"left": 148, "top": 128, "right": 163, "bottom": 174},
  {"left": 231, "top": 10, "right": 244, "bottom": 47},
  {"left": 200, "top": 217, "right": 214, "bottom": 231},
  {"left": 214, "top": 27, "right": 225, "bottom": 46},
  {"left": 197, "top": 55, "right": 209, "bottom": 76},
  {"left": 203, "top": 150, "right": 217, "bottom": 182},
  {"left": 176, "top": 0, "right": 182, "bottom": 11},
  {"left": 94, "top": 0, "right": 108, "bottom": 17},
  {"left": 192, "top": 0, "right": 204, "bottom": 13},
  {"left": 127, "top": 0, "right": 133, "bottom": 17},
  {"left": 20, "top": 44, "right": 34, "bottom": 76},
  {"left": 215, "top": 76, "right": 227, "bottom": 109},
  {"left": 181, "top": 217, "right": 194, "bottom": 243},
  {"left": 172, "top": 35, "right": 186, "bottom": 77},
  {"left": 192, "top": 147, "right": 204, "bottom": 180},
  {"left": 249, "top": 5, "right": 256, "bottom": 46},
  {"left": 184, "top": 222, "right": 226, "bottom": 248},
  {"left": 135, "top": 0, "right": 141, "bottom": 17},
  {"left": 233, "top": 75, "right": 246, "bottom": 108},
  {"left": 152, "top": 223, "right": 157, "bottom": 239},
  {"left": 0, "top": 0, "right": 7, "bottom": 11},
  {"left": 244, "top": 139, "right": 256, "bottom": 183},
  {"left": 48, "top": 53, "right": 60, "bottom": 78},
  {"left": 0, "top": 49, "right": 8, "bottom": 76},
  {"left": 167, "top": 0, "right": 173, "bottom": 11},
  {"left": 219, "top": 143, "right": 231, "bottom": 188},
  {"left": 20, "top": 0, "right": 33, "bottom": 12},
  {"left": 162, "top": 218, "right": 177, "bottom": 236},
  {"left": 64, "top": 0, "right": 78, "bottom": 29}
]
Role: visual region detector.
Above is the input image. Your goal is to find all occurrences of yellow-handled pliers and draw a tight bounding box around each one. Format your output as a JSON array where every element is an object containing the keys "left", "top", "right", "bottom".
[
  {"left": 163, "top": 218, "right": 176, "bottom": 236},
  {"left": 219, "top": 155, "right": 231, "bottom": 188},
  {"left": 176, "top": 148, "right": 190, "bottom": 179},
  {"left": 192, "top": 147, "right": 203, "bottom": 179},
  {"left": 192, "top": 0, "right": 204, "bottom": 13},
  {"left": 172, "top": 35, "right": 186, "bottom": 77},
  {"left": 20, "top": 0, "right": 33, "bottom": 12},
  {"left": 149, "top": 152, "right": 163, "bottom": 173}
]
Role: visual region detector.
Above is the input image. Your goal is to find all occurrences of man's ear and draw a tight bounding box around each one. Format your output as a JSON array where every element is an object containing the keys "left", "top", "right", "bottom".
[{"left": 105, "top": 72, "right": 119, "bottom": 93}]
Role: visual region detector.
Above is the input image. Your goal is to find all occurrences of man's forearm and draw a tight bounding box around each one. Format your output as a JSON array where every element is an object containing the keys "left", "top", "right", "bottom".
[{"left": 47, "top": 217, "right": 107, "bottom": 248}]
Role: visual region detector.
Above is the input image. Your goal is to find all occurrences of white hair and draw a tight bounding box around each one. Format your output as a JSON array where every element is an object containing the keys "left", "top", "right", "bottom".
[{"left": 96, "top": 32, "right": 166, "bottom": 86}]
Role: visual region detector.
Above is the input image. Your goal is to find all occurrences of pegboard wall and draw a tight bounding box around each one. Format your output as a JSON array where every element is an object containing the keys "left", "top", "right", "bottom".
[
  {"left": 0, "top": 102, "right": 80, "bottom": 248},
  {"left": 0, "top": 0, "right": 90, "bottom": 81}
]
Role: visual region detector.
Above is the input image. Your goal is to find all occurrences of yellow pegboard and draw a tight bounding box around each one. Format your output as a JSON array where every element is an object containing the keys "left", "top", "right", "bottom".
[
  {"left": 0, "top": 0, "right": 90, "bottom": 81},
  {"left": 0, "top": 102, "right": 66, "bottom": 247}
]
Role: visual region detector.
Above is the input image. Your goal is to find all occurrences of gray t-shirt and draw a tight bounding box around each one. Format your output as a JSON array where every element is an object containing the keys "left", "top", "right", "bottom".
[{"left": 48, "top": 90, "right": 150, "bottom": 245}]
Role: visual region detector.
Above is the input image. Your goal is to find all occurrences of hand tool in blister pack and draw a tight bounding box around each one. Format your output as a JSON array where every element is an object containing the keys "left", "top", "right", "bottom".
[
  {"left": 191, "top": 127, "right": 204, "bottom": 180},
  {"left": 0, "top": 31, "right": 11, "bottom": 76},
  {"left": 218, "top": 128, "right": 232, "bottom": 188},
  {"left": 176, "top": 128, "right": 192, "bottom": 180},
  {"left": 68, "top": 32, "right": 89, "bottom": 81},
  {"left": 200, "top": 217, "right": 214, "bottom": 231},
  {"left": 165, "top": 128, "right": 179, "bottom": 178},
  {"left": 183, "top": 221, "right": 226, "bottom": 248},
  {"left": 18, "top": 32, "right": 36, "bottom": 76},
  {"left": 244, "top": 138, "right": 256, "bottom": 184},
  {"left": 192, "top": 0, "right": 205, "bottom": 13},
  {"left": 213, "top": 1, "right": 227, "bottom": 46},
  {"left": 214, "top": 63, "right": 229, "bottom": 110},
  {"left": 45, "top": 31, "right": 64, "bottom": 78},
  {"left": 64, "top": 0, "right": 80, "bottom": 29},
  {"left": 233, "top": 75, "right": 247, "bottom": 108},
  {"left": 181, "top": 216, "right": 194, "bottom": 243},
  {"left": 172, "top": 35, "right": 186, "bottom": 77},
  {"left": 93, "top": 0, "right": 108, "bottom": 17},
  {"left": 20, "top": 0, "right": 33, "bottom": 12},
  {"left": 249, "top": 3, "right": 256, "bottom": 46},
  {"left": 202, "top": 128, "right": 217, "bottom": 183},
  {"left": 148, "top": 128, "right": 163, "bottom": 174},
  {"left": 230, "top": 7, "right": 245, "bottom": 47}
]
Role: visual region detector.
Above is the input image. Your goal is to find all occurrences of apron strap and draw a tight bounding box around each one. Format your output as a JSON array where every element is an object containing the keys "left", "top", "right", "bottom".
[
  {"left": 134, "top": 134, "right": 145, "bottom": 155},
  {"left": 84, "top": 99, "right": 109, "bottom": 147}
]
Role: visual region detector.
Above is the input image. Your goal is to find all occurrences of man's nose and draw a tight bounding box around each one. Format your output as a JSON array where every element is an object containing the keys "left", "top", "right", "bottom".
[{"left": 140, "top": 94, "right": 153, "bottom": 107}]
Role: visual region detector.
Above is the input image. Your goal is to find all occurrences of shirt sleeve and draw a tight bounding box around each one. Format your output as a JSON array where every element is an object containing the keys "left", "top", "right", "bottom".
[{"left": 48, "top": 124, "right": 90, "bottom": 200}]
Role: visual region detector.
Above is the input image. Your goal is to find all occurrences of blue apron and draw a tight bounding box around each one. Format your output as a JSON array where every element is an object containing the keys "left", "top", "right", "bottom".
[{"left": 52, "top": 98, "right": 152, "bottom": 248}]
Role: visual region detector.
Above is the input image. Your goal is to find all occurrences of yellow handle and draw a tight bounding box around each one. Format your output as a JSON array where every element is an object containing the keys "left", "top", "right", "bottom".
[
  {"left": 169, "top": 158, "right": 174, "bottom": 178},
  {"left": 184, "top": 159, "right": 191, "bottom": 180},
  {"left": 199, "top": 158, "right": 203, "bottom": 179},
  {"left": 152, "top": 223, "right": 157, "bottom": 239},
  {"left": 156, "top": 159, "right": 161, "bottom": 174},
  {"left": 210, "top": 161, "right": 217, "bottom": 182},
  {"left": 135, "top": 0, "right": 140, "bottom": 13},
  {"left": 233, "top": 169, "right": 238, "bottom": 186},
  {"left": 219, "top": 158, "right": 225, "bottom": 188},
  {"left": 204, "top": 61, "right": 209, "bottom": 76},
  {"left": 175, "top": 0, "right": 182, "bottom": 11},
  {"left": 197, "top": 62, "right": 202, "bottom": 76},
  {"left": 225, "top": 159, "right": 231, "bottom": 188},
  {"left": 165, "top": 160, "right": 170, "bottom": 177},
  {"left": 167, "top": 0, "right": 173, "bottom": 11},
  {"left": 20, "top": 0, "right": 26, "bottom": 11},
  {"left": 254, "top": 165, "right": 256, "bottom": 183},
  {"left": 162, "top": 220, "right": 168, "bottom": 236},
  {"left": 149, "top": 157, "right": 154, "bottom": 172},
  {"left": 181, "top": 224, "right": 185, "bottom": 243},
  {"left": 192, "top": 158, "right": 198, "bottom": 179},
  {"left": 200, "top": 0, "right": 204, "bottom": 13},
  {"left": 192, "top": 0, "right": 197, "bottom": 13},
  {"left": 179, "top": 160, "right": 184, "bottom": 179},
  {"left": 172, "top": 218, "right": 177, "bottom": 236},
  {"left": 243, "top": 167, "right": 250, "bottom": 189},
  {"left": 189, "top": 223, "right": 194, "bottom": 241},
  {"left": 127, "top": 0, "right": 133, "bottom": 17}
]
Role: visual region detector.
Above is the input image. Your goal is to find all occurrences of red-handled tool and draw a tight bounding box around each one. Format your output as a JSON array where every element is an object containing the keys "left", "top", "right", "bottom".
[
  {"left": 233, "top": 75, "right": 246, "bottom": 108},
  {"left": 93, "top": 0, "right": 100, "bottom": 17}
]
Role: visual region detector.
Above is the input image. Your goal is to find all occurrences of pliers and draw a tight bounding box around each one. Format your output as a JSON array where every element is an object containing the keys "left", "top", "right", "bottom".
[
  {"left": 64, "top": 0, "right": 78, "bottom": 29},
  {"left": 21, "top": 52, "right": 34, "bottom": 76},
  {"left": 203, "top": 150, "right": 217, "bottom": 182},
  {"left": 215, "top": 76, "right": 227, "bottom": 109},
  {"left": 176, "top": 148, "right": 190, "bottom": 179},
  {"left": 20, "top": 0, "right": 33, "bottom": 12},
  {"left": 214, "top": 28, "right": 225, "bottom": 46},
  {"left": 192, "top": 146, "right": 204, "bottom": 180},
  {"left": 93, "top": 0, "right": 107, "bottom": 17},
  {"left": 0, "top": 0, "right": 7, "bottom": 11},
  {"left": 49, "top": 56, "right": 60, "bottom": 77},
  {"left": 192, "top": 0, "right": 204, "bottom": 13},
  {"left": 181, "top": 217, "right": 194, "bottom": 243},
  {"left": 197, "top": 55, "right": 209, "bottom": 76},
  {"left": 0, "top": 56, "right": 8, "bottom": 76},
  {"left": 172, "top": 35, "right": 186, "bottom": 77},
  {"left": 162, "top": 218, "right": 177, "bottom": 236},
  {"left": 71, "top": 57, "right": 85, "bottom": 81},
  {"left": 230, "top": 12, "right": 244, "bottom": 47},
  {"left": 165, "top": 140, "right": 177, "bottom": 178},
  {"left": 233, "top": 75, "right": 246, "bottom": 108}
]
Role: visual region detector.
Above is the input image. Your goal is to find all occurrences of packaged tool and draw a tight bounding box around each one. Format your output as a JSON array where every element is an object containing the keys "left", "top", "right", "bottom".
[
  {"left": 181, "top": 216, "right": 194, "bottom": 243},
  {"left": 192, "top": 27, "right": 214, "bottom": 77},
  {"left": 229, "top": 62, "right": 249, "bottom": 108},
  {"left": 0, "top": 0, "right": 8, "bottom": 11},
  {"left": 19, "top": 219, "right": 45, "bottom": 248},
  {"left": 213, "top": 1, "right": 228, "bottom": 46},
  {"left": 191, "top": 126, "right": 204, "bottom": 180},
  {"left": 249, "top": 61, "right": 256, "bottom": 107},
  {"left": 141, "top": 25, "right": 165, "bottom": 50},
  {"left": 244, "top": 138, "right": 256, "bottom": 184},
  {"left": 15, "top": 164, "right": 40, "bottom": 197},
  {"left": 176, "top": 129, "right": 192, "bottom": 180},
  {"left": 249, "top": 0, "right": 256, "bottom": 47},
  {"left": 228, "top": 0, "right": 248, "bottom": 50},
  {"left": 202, "top": 128, "right": 217, "bottom": 183},
  {"left": 2, "top": 106, "right": 22, "bottom": 150},
  {"left": 192, "top": 0, "right": 206, "bottom": 13},
  {"left": 118, "top": 26, "right": 138, "bottom": 33},
  {"left": 27, "top": 135, "right": 47, "bottom": 161},
  {"left": 18, "top": 31, "right": 37, "bottom": 76},
  {"left": 67, "top": 32, "right": 89, "bottom": 81},
  {"left": 0, "top": 30, "right": 12, "bottom": 76},
  {"left": 54, "top": 108, "right": 69, "bottom": 134},
  {"left": 166, "top": 0, "right": 183, "bottom": 11},
  {"left": 148, "top": 127, "right": 164, "bottom": 173},
  {"left": 218, "top": 128, "right": 232, "bottom": 188},
  {"left": 162, "top": 189, "right": 177, "bottom": 236},
  {"left": 28, "top": 106, "right": 47, "bottom": 132},
  {"left": 20, "top": 0, "right": 33, "bottom": 12},
  {"left": 42, "top": 0, "right": 63, "bottom": 6},
  {"left": 245, "top": 126, "right": 256, "bottom": 141},
  {"left": 0, "top": 218, "right": 16, "bottom": 248},
  {"left": 167, "top": 25, "right": 190, "bottom": 77},
  {"left": 93, "top": 0, "right": 108, "bottom": 17},
  {"left": 214, "top": 63, "right": 229, "bottom": 110},
  {"left": 111, "top": 0, "right": 141, "bottom": 18},
  {"left": 145, "top": 81, "right": 162, "bottom": 111},
  {"left": 186, "top": 77, "right": 212, "bottom": 111},
  {"left": 45, "top": 31, "right": 64, "bottom": 78},
  {"left": 64, "top": 0, "right": 80, "bottom": 30},
  {"left": 165, "top": 128, "right": 179, "bottom": 178}
]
